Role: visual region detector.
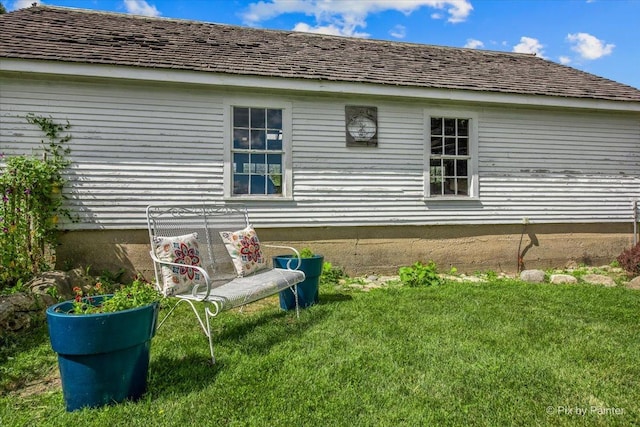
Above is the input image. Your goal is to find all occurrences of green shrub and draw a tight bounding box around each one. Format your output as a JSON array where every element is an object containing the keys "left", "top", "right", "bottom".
[
  {"left": 320, "top": 261, "right": 346, "bottom": 286},
  {"left": 398, "top": 261, "right": 443, "bottom": 287},
  {"left": 0, "top": 114, "right": 72, "bottom": 291}
]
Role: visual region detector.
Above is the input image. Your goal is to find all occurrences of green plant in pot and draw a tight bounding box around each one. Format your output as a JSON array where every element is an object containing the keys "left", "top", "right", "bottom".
[
  {"left": 273, "top": 247, "right": 324, "bottom": 310},
  {"left": 46, "top": 278, "right": 162, "bottom": 411}
]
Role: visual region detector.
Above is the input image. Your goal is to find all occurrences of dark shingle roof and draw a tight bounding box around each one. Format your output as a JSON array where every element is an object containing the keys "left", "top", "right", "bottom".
[{"left": 2, "top": 6, "right": 640, "bottom": 102}]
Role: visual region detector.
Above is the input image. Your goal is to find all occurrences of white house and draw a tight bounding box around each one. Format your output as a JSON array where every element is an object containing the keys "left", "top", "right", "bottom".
[{"left": 1, "top": 6, "right": 639, "bottom": 276}]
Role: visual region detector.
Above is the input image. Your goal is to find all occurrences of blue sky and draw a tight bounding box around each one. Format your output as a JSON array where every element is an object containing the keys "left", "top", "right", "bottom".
[{"left": 6, "top": 0, "right": 640, "bottom": 89}]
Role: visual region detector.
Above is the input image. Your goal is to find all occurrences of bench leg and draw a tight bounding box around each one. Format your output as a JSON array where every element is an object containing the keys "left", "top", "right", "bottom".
[
  {"left": 204, "top": 304, "right": 220, "bottom": 364},
  {"left": 293, "top": 284, "right": 300, "bottom": 319}
]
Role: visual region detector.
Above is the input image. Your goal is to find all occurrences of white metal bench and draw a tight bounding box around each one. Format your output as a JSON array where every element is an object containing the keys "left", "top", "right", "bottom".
[{"left": 146, "top": 203, "right": 305, "bottom": 363}]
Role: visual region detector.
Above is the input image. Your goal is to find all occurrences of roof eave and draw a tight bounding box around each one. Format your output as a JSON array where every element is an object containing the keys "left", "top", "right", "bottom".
[{"left": 2, "top": 58, "right": 639, "bottom": 113}]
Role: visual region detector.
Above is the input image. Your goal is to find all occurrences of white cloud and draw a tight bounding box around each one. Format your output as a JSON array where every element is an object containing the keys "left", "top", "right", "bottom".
[
  {"left": 558, "top": 56, "right": 571, "bottom": 65},
  {"left": 566, "top": 32, "right": 614, "bottom": 60},
  {"left": 123, "top": 0, "right": 161, "bottom": 17},
  {"left": 513, "top": 36, "right": 545, "bottom": 58},
  {"left": 293, "top": 22, "right": 369, "bottom": 37},
  {"left": 389, "top": 24, "right": 406, "bottom": 39},
  {"left": 11, "top": 0, "right": 42, "bottom": 10},
  {"left": 464, "top": 38, "right": 484, "bottom": 49},
  {"left": 242, "top": 0, "right": 472, "bottom": 37}
]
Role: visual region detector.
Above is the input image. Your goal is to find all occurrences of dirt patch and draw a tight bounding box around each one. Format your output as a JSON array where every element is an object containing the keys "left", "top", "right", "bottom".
[{"left": 6, "top": 368, "right": 60, "bottom": 398}]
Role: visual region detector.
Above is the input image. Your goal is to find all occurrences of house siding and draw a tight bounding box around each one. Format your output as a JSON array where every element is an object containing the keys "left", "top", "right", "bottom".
[{"left": 1, "top": 74, "right": 638, "bottom": 230}]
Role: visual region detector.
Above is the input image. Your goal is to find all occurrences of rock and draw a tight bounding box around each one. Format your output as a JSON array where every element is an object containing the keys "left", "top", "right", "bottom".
[
  {"left": 1, "top": 269, "right": 97, "bottom": 336},
  {"left": 520, "top": 269, "right": 546, "bottom": 283},
  {"left": 582, "top": 274, "right": 616, "bottom": 287},
  {"left": 0, "top": 293, "right": 49, "bottom": 333},
  {"left": 626, "top": 276, "right": 640, "bottom": 290},
  {"left": 550, "top": 274, "right": 578, "bottom": 284},
  {"left": 27, "top": 267, "right": 92, "bottom": 301},
  {"left": 564, "top": 260, "right": 579, "bottom": 269}
]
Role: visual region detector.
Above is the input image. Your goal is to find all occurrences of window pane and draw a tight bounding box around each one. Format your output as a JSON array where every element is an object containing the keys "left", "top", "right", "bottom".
[
  {"left": 233, "top": 153, "right": 249, "bottom": 173},
  {"left": 444, "top": 118, "right": 456, "bottom": 136},
  {"left": 458, "top": 119, "right": 469, "bottom": 136},
  {"left": 233, "top": 175, "right": 249, "bottom": 194},
  {"left": 233, "top": 107, "right": 249, "bottom": 128},
  {"left": 430, "top": 181, "right": 442, "bottom": 195},
  {"left": 251, "top": 129, "right": 266, "bottom": 149},
  {"left": 431, "top": 137, "right": 442, "bottom": 155},
  {"left": 233, "top": 129, "right": 250, "bottom": 149},
  {"left": 456, "top": 159, "right": 468, "bottom": 176},
  {"left": 251, "top": 175, "right": 267, "bottom": 195},
  {"left": 267, "top": 154, "right": 282, "bottom": 173},
  {"left": 443, "top": 159, "right": 455, "bottom": 176},
  {"left": 269, "top": 175, "right": 282, "bottom": 194},
  {"left": 267, "top": 109, "right": 282, "bottom": 129},
  {"left": 457, "top": 178, "right": 469, "bottom": 195},
  {"left": 250, "top": 153, "right": 266, "bottom": 172},
  {"left": 444, "top": 138, "right": 456, "bottom": 155},
  {"left": 250, "top": 108, "right": 265, "bottom": 128},
  {"left": 444, "top": 178, "right": 456, "bottom": 194},
  {"left": 267, "top": 129, "right": 283, "bottom": 150},
  {"left": 430, "top": 159, "right": 443, "bottom": 195},
  {"left": 458, "top": 138, "right": 468, "bottom": 155},
  {"left": 431, "top": 118, "right": 442, "bottom": 135}
]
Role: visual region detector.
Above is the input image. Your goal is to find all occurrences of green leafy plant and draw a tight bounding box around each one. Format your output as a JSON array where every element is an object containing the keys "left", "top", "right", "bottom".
[
  {"left": 65, "top": 278, "right": 161, "bottom": 315},
  {"left": 320, "top": 261, "right": 346, "bottom": 286},
  {"left": 616, "top": 242, "right": 640, "bottom": 277},
  {"left": 299, "top": 247, "right": 315, "bottom": 258},
  {"left": 0, "top": 114, "right": 72, "bottom": 291},
  {"left": 398, "top": 261, "right": 443, "bottom": 287}
]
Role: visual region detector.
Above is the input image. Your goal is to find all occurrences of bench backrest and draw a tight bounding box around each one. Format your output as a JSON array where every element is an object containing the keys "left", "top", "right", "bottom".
[{"left": 146, "top": 203, "right": 250, "bottom": 295}]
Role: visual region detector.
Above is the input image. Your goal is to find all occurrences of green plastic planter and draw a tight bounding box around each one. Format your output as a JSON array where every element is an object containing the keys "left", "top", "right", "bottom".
[
  {"left": 274, "top": 255, "right": 324, "bottom": 310},
  {"left": 46, "top": 295, "right": 159, "bottom": 411}
]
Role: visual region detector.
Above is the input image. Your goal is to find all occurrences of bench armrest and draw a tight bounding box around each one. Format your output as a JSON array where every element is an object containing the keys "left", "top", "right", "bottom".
[
  {"left": 149, "top": 250, "right": 212, "bottom": 301},
  {"left": 264, "top": 244, "right": 302, "bottom": 271}
]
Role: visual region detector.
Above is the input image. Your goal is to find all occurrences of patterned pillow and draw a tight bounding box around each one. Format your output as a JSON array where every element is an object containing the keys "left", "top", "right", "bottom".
[
  {"left": 219, "top": 225, "right": 267, "bottom": 277},
  {"left": 153, "top": 232, "right": 204, "bottom": 296}
]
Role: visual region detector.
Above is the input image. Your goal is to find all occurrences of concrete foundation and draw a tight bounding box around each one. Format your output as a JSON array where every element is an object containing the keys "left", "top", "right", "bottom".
[{"left": 55, "top": 223, "right": 635, "bottom": 281}]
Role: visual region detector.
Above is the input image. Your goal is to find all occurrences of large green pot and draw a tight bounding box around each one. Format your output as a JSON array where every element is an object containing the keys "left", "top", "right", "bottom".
[
  {"left": 46, "top": 295, "right": 159, "bottom": 411},
  {"left": 274, "top": 255, "right": 324, "bottom": 310}
]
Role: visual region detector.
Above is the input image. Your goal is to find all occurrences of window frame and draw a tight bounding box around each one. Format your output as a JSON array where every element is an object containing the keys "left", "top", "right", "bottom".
[
  {"left": 423, "top": 109, "right": 479, "bottom": 200},
  {"left": 223, "top": 99, "right": 293, "bottom": 200}
]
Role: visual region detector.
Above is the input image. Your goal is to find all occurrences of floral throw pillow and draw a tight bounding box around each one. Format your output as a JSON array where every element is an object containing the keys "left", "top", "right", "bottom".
[
  {"left": 219, "top": 225, "right": 267, "bottom": 277},
  {"left": 153, "top": 232, "right": 204, "bottom": 296}
]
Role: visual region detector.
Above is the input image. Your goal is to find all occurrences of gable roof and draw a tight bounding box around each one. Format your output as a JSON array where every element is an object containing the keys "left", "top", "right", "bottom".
[{"left": 2, "top": 6, "right": 640, "bottom": 103}]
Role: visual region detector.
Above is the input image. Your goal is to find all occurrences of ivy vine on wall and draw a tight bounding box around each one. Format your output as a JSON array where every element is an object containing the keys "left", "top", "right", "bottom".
[{"left": 0, "top": 114, "right": 72, "bottom": 291}]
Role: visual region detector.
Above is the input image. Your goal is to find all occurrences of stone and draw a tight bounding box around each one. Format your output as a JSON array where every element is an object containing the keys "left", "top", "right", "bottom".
[
  {"left": 581, "top": 274, "right": 616, "bottom": 287},
  {"left": 520, "top": 269, "right": 546, "bottom": 283},
  {"left": 0, "top": 293, "right": 47, "bottom": 334},
  {"left": 550, "top": 274, "right": 578, "bottom": 284},
  {"left": 626, "top": 276, "right": 640, "bottom": 290},
  {"left": 27, "top": 268, "right": 92, "bottom": 301},
  {"left": 1, "top": 269, "right": 97, "bottom": 336}
]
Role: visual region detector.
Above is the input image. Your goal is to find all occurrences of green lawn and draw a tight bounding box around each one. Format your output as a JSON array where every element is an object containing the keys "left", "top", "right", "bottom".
[{"left": 2, "top": 279, "right": 639, "bottom": 426}]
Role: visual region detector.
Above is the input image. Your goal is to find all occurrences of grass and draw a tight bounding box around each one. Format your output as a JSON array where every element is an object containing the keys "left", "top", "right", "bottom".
[{"left": 1, "top": 278, "right": 639, "bottom": 426}]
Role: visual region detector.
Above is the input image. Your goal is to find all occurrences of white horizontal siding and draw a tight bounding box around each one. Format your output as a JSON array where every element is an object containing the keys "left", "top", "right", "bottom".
[{"left": 1, "top": 74, "right": 638, "bottom": 229}]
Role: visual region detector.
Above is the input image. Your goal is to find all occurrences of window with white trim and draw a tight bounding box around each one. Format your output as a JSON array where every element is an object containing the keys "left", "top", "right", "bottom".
[
  {"left": 426, "top": 112, "right": 477, "bottom": 198},
  {"left": 231, "top": 106, "right": 284, "bottom": 196}
]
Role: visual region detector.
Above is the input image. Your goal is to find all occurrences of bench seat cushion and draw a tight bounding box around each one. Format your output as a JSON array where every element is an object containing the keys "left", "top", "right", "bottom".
[{"left": 177, "top": 267, "right": 305, "bottom": 311}]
